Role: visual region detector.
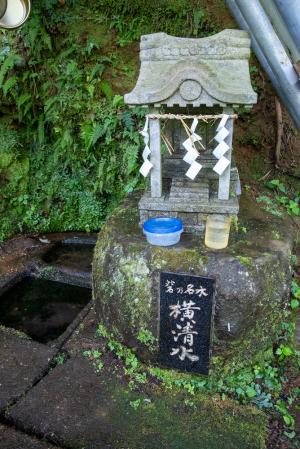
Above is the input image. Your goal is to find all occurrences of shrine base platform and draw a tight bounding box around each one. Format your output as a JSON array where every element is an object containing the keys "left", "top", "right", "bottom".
[{"left": 93, "top": 192, "right": 293, "bottom": 372}]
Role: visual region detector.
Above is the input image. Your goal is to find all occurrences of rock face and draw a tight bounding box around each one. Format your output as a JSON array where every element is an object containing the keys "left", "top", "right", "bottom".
[{"left": 93, "top": 193, "right": 293, "bottom": 369}]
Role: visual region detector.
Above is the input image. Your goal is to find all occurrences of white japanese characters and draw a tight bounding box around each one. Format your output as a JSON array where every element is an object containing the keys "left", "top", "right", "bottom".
[
  {"left": 165, "top": 279, "right": 207, "bottom": 363},
  {"left": 165, "top": 281, "right": 208, "bottom": 298}
]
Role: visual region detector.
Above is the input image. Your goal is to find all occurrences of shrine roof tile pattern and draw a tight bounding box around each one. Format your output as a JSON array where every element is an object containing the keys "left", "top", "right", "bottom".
[{"left": 124, "top": 30, "right": 257, "bottom": 107}]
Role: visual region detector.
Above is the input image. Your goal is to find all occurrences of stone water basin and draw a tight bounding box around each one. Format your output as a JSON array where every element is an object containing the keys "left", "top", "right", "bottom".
[
  {"left": 42, "top": 241, "right": 95, "bottom": 273},
  {"left": 0, "top": 277, "right": 91, "bottom": 344}
]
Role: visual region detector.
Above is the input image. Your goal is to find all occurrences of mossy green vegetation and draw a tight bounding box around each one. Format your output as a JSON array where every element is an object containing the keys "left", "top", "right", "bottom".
[
  {"left": 110, "top": 385, "right": 266, "bottom": 449},
  {"left": 0, "top": 0, "right": 237, "bottom": 242},
  {"left": 0, "top": 0, "right": 147, "bottom": 241},
  {"left": 83, "top": 324, "right": 267, "bottom": 449},
  {"left": 235, "top": 256, "right": 254, "bottom": 269}
]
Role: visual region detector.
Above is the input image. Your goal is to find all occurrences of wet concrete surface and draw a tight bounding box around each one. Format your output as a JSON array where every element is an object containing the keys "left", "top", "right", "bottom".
[
  {"left": 6, "top": 351, "right": 266, "bottom": 449},
  {"left": 0, "top": 233, "right": 96, "bottom": 291},
  {"left": 0, "top": 424, "right": 60, "bottom": 449},
  {"left": 6, "top": 356, "right": 114, "bottom": 449},
  {"left": 0, "top": 234, "right": 96, "bottom": 448},
  {"left": 62, "top": 307, "right": 99, "bottom": 355},
  {"left": 0, "top": 329, "right": 56, "bottom": 414}
]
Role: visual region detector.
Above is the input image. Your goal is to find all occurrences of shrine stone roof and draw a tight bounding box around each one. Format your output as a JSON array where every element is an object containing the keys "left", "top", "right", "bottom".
[{"left": 124, "top": 30, "right": 257, "bottom": 107}]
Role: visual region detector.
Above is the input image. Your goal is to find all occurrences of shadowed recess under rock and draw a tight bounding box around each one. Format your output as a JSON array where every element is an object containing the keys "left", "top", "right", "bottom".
[
  {"left": 0, "top": 278, "right": 91, "bottom": 343},
  {"left": 42, "top": 243, "right": 95, "bottom": 273}
]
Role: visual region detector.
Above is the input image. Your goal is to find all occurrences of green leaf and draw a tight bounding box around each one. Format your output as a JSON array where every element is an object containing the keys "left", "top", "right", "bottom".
[
  {"left": 245, "top": 387, "right": 257, "bottom": 398},
  {"left": 235, "top": 387, "right": 244, "bottom": 396},
  {"left": 16, "top": 94, "right": 32, "bottom": 108},
  {"left": 0, "top": 52, "right": 20, "bottom": 86},
  {"left": 193, "top": 9, "right": 205, "bottom": 35},
  {"left": 256, "top": 195, "right": 273, "bottom": 205},
  {"left": 290, "top": 299, "right": 299, "bottom": 309},
  {"left": 290, "top": 206, "right": 300, "bottom": 216},
  {"left": 278, "top": 183, "right": 286, "bottom": 193},
  {"left": 112, "top": 95, "right": 124, "bottom": 108},
  {"left": 90, "top": 63, "right": 105, "bottom": 80},
  {"left": 99, "top": 81, "right": 113, "bottom": 100},
  {"left": 266, "top": 179, "right": 286, "bottom": 193},
  {"left": 282, "top": 346, "right": 293, "bottom": 356},
  {"left": 40, "top": 27, "right": 52, "bottom": 51},
  {"left": 3, "top": 75, "right": 17, "bottom": 96},
  {"left": 284, "top": 431, "right": 296, "bottom": 439},
  {"left": 283, "top": 413, "right": 295, "bottom": 427},
  {"left": 38, "top": 115, "right": 45, "bottom": 144}
]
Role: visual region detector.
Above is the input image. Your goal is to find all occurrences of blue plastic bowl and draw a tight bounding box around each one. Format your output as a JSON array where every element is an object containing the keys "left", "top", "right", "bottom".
[{"left": 143, "top": 217, "right": 183, "bottom": 246}]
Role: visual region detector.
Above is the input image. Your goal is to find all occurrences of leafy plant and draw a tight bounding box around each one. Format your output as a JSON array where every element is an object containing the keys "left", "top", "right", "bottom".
[
  {"left": 137, "top": 328, "right": 157, "bottom": 351},
  {"left": 0, "top": 5, "right": 147, "bottom": 241},
  {"left": 83, "top": 349, "right": 104, "bottom": 372},
  {"left": 54, "top": 353, "right": 66, "bottom": 365},
  {"left": 256, "top": 196, "right": 283, "bottom": 217},
  {"left": 262, "top": 179, "right": 300, "bottom": 216},
  {"left": 93, "top": 276, "right": 300, "bottom": 439},
  {"left": 129, "top": 399, "right": 141, "bottom": 410}
]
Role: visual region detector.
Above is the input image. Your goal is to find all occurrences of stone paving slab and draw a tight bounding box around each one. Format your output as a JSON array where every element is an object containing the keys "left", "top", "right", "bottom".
[
  {"left": 7, "top": 356, "right": 266, "bottom": 449},
  {"left": 62, "top": 307, "right": 99, "bottom": 355},
  {"left": 0, "top": 329, "right": 56, "bottom": 413},
  {"left": 0, "top": 424, "right": 59, "bottom": 449}
]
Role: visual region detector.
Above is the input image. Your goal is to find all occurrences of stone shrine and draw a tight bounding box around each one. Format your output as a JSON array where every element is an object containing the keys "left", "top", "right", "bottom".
[
  {"left": 93, "top": 30, "right": 292, "bottom": 375},
  {"left": 125, "top": 30, "right": 257, "bottom": 233}
]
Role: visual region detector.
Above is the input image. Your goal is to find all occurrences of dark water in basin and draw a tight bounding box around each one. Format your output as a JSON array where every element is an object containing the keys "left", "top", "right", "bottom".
[
  {"left": 43, "top": 243, "right": 95, "bottom": 272},
  {"left": 0, "top": 278, "right": 91, "bottom": 343}
]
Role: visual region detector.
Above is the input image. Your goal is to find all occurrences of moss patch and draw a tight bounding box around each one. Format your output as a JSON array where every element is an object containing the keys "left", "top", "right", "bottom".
[
  {"left": 90, "top": 363, "right": 267, "bottom": 449},
  {"left": 235, "top": 256, "right": 254, "bottom": 269}
]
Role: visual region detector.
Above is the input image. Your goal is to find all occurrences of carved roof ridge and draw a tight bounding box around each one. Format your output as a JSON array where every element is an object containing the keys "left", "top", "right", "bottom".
[{"left": 124, "top": 31, "right": 257, "bottom": 107}]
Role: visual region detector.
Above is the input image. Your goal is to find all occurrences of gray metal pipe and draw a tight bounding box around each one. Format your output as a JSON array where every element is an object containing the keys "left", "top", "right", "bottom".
[
  {"left": 225, "top": 0, "right": 300, "bottom": 128},
  {"left": 260, "top": 0, "right": 300, "bottom": 63},
  {"left": 225, "top": 0, "right": 279, "bottom": 91},
  {"left": 274, "top": 0, "right": 300, "bottom": 53},
  {"left": 231, "top": 0, "right": 300, "bottom": 131}
]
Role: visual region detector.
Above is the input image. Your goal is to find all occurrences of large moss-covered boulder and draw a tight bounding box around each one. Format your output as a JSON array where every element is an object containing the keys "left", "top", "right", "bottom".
[{"left": 93, "top": 192, "right": 293, "bottom": 369}]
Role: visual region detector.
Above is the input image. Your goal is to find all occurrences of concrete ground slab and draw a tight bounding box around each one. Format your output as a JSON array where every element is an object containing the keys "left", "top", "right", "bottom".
[
  {"left": 0, "top": 329, "right": 56, "bottom": 413},
  {"left": 7, "top": 356, "right": 267, "bottom": 449},
  {"left": 0, "top": 424, "right": 59, "bottom": 449},
  {"left": 62, "top": 306, "right": 100, "bottom": 355}
]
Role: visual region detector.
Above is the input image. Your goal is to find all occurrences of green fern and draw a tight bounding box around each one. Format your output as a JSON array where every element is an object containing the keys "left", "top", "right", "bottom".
[
  {"left": 99, "top": 81, "right": 113, "bottom": 100},
  {"left": 0, "top": 53, "right": 19, "bottom": 87},
  {"left": 0, "top": 2, "right": 146, "bottom": 241},
  {"left": 3, "top": 75, "right": 17, "bottom": 97},
  {"left": 81, "top": 122, "right": 104, "bottom": 150},
  {"left": 38, "top": 115, "right": 45, "bottom": 144}
]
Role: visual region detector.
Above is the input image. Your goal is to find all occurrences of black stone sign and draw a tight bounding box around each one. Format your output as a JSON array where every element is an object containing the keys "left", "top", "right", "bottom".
[{"left": 159, "top": 272, "right": 215, "bottom": 375}]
